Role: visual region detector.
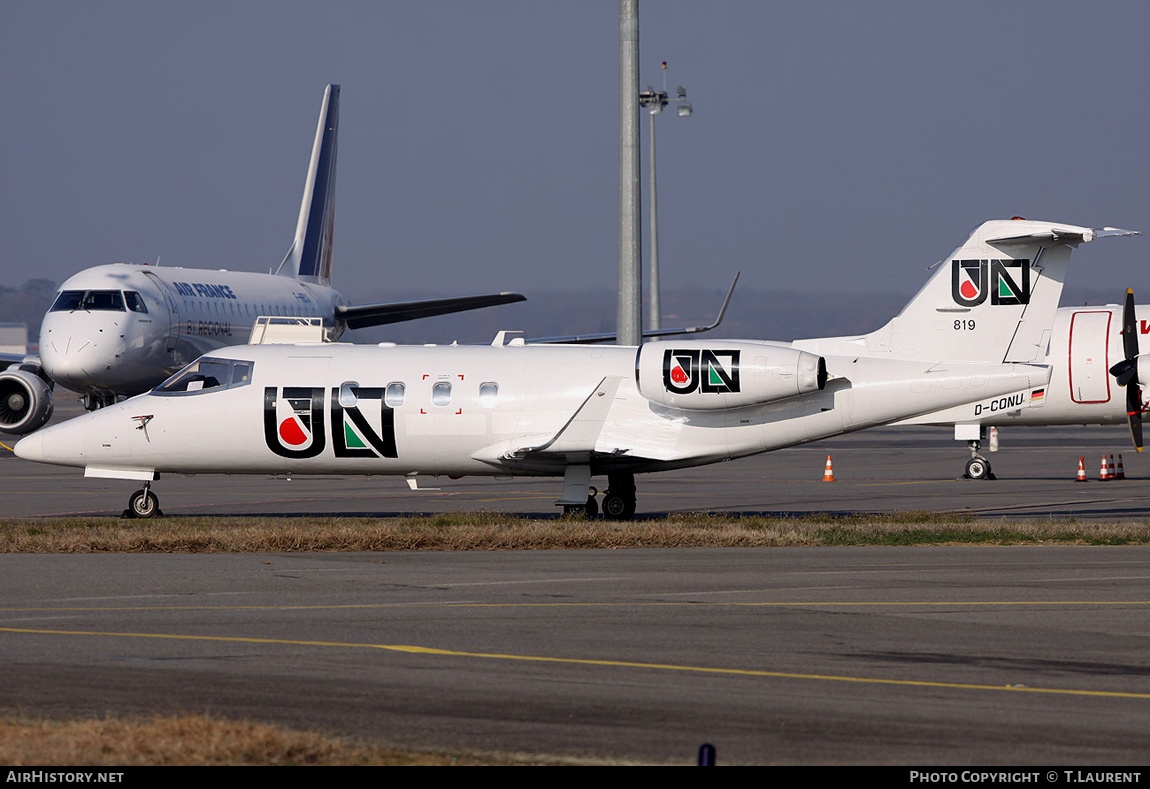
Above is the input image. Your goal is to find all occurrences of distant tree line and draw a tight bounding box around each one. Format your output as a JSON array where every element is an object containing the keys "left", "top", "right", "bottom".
[
  {"left": 0, "top": 279, "right": 56, "bottom": 346},
  {"left": 0, "top": 278, "right": 1121, "bottom": 352}
]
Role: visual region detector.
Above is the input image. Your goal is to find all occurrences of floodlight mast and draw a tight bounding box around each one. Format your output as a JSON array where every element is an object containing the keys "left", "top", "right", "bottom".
[
  {"left": 639, "top": 61, "right": 692, "bottom": 332},
  {"left": 618, "top": 0, "right": 642, "bottom": 347}
]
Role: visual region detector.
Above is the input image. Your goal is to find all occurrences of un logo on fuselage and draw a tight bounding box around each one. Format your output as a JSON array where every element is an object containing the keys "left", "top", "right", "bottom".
[
  {"left": 263, "top": 385, "right": 398, "bottom": 459},
  {"left": 264, "top": 386, "right": 327, "bottom": 459}
]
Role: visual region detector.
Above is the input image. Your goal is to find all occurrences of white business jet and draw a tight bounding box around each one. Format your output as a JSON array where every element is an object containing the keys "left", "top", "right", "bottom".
[
  {"left": 14, "top": 218, "right": 1131, "bottom": 519},
  {"left": 0, "top": 84, "right": 524, "bottom": 434}
]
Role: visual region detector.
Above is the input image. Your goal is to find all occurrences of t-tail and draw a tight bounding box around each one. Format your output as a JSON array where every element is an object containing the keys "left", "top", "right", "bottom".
[
  {"left": 277, "top": 84, "right": 339, "bottom": 287},
  {"left": 797, "top": 219, "right": 1138, "bottom": 364}
]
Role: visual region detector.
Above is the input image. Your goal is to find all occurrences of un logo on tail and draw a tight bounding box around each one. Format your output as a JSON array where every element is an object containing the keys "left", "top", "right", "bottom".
[{"left": 951, "top": 259, "right": 1031, "bottom": 307}]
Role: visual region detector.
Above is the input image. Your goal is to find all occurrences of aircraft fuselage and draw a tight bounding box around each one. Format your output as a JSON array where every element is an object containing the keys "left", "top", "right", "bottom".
[{"left": 19, "top": 341, "right": 1048, "bottom": 480}]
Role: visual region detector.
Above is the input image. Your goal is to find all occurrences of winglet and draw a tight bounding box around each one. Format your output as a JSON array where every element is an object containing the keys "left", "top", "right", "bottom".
[{"left": 277, "top": 84, "right": 339, "bottom": 286}]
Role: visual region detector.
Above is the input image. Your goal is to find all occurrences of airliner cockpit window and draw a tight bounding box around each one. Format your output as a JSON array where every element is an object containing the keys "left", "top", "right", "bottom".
[
  {"left": 49, "top": 290, "right": 126, "bottom": 312},
  {"left": 153, "top": 358, "right": 255, "bottom": 395},
  {"left": 124, "top": 291, "right": 148, "bottom": 313}
]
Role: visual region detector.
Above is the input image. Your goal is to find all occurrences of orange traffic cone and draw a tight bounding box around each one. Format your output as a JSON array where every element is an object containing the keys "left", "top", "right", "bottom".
[
  {"left": 1117, "top": 454, "right": 1126, "bottom": 480},
  {"left": 1100, "top": 454, "right": 1110, "bottom": 481},
  {"left": 822, "top": 455, "right": 836, "bottom": 482},
  {"left": 1076, "top": 457, "right": 1087, "bottom": 482}
]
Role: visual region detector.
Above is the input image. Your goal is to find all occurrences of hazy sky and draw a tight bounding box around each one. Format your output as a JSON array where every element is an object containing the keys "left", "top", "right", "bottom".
[{"left": 4, "top": 1, "right": 1149, "bottom": 311}]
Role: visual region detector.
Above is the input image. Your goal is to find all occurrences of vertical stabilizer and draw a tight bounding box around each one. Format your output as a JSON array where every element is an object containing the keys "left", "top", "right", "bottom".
[
  {"left": 277, "top": 84, "right": 339, "bottom": 286},
  {"left": 860, "top": 219, "right": 1132, "bottom": 364}
]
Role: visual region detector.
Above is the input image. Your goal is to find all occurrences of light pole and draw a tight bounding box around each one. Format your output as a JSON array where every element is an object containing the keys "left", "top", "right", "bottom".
[{"left": 639, "top": 62, "right": 692, "bottom": 332}]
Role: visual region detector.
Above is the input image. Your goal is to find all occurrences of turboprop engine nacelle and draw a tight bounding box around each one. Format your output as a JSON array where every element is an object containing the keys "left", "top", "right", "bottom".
[
  {"left": 636, "top": 340, "right": 826, "bottom": 411},
  {"left": 0, "top": 368, "right": 54, "bottom": 435}
]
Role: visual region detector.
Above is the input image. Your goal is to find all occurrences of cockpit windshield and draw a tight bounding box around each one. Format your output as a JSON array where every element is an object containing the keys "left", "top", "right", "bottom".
[
  {"left": 153, "top": 357, "right": 254, "bottom": 395},
  {"left": 49, "top": 290, "right": 148, "bottom": 313}
]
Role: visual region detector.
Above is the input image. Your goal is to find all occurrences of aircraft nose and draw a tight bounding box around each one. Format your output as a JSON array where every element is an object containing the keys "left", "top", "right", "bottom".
[
  {"left": 13, "top": 433, "right": 43, "bottom": 462},
  {"left": 39, "top": 316, "right": 125, "bottom": 391},
  {"left": 13, "top": 415, "right": 91, "bottom": 467}
]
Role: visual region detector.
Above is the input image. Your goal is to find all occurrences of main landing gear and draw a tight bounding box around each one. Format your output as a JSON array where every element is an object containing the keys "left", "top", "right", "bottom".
[
  {"left": 602, "top": 473, "right": 637, "bottom": 520},
  {"left": 557, "top": 472, "right": 638, "bottom": 520},
  {"left": 563, "top": 487, "right": 599, "bottom": 518},
  {"left": 124, "top": 483, "right": 162, "bottom": 518}
]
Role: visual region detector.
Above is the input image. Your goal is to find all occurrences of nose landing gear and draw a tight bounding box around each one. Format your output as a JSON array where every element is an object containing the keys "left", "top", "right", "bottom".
[{"left": 124, "top": 483, "right": 162, "bottom": 518}]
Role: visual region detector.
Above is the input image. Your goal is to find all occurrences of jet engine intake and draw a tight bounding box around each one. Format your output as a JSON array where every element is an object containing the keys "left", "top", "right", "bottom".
[
  {"left": 636, "top": 340, "right": 826, "bottom": 411},
  {"left": 0, "top": 369, "right": 54, "bottom": 435}
]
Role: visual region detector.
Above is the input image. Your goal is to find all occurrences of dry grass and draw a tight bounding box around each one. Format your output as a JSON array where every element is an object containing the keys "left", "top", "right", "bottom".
[
  {"left": 3, "top": 511, "right": 1150, "bottom": 552},
  {"left": 0, "top": 712, "right": 537, "bottom": 766}
]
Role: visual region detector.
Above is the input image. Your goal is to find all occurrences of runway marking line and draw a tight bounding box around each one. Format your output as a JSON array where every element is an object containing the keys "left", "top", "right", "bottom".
[
  {"left": 4, "top": 623, "right": 1150, "bottom": 702},
  {"left": 5, "top": 600, "right": 1150, "bottom": 613}
]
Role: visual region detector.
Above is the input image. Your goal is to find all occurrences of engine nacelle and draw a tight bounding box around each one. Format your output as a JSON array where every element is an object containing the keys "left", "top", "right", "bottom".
[
  {"left": 1136, "top": 355, "right": 1150, "bottom": 390},
  {"left": 636, "top": 340, "right": 826, "bottom": 411},
  {"left": 0, "top": 369, "right": 54, "bottom": 435}
]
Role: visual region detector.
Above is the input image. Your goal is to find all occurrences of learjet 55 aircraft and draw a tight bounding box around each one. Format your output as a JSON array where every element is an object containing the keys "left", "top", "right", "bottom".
[
  {"left": 14, "top": 219, "right": 1134, "bottom": 518},
  {"left": 0, "top": 84, "right": 524, "bottom": 434}
]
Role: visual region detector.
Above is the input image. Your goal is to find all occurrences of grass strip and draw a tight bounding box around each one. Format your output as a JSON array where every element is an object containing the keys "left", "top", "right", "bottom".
[{"left": 4, "top": 511, "right": 1150, "bottom": 552}]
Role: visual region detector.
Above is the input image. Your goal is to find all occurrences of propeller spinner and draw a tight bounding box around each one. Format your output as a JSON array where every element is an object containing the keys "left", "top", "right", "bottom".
[{"left": 1108, "top": 288, "right": 1144, "bottom": 452}]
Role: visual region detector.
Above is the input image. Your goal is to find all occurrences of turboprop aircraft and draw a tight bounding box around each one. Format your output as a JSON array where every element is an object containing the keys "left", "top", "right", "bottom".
[
  {"left": 14, "top": 218, "right": 1133, "bottom": 519},
  {"left": 0, "top": 84, "right": 524, "bottom": 435}
]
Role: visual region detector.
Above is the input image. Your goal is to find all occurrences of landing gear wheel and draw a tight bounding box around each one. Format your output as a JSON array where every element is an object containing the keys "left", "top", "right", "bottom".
[
  {"left": 602, "top": 493, "right": 635, "bottom": 520},
  {"left": 563, "top": 488, "right": 599, "bottom": 518},
  {"left": 603, "top": 473, "right": 637, "bottom": 520},
  {"left": 126, "top": 488, "right": 161, "bottom": 519},
  {"left": 965, "top": 457, "right": 992, "bottom": 481}
]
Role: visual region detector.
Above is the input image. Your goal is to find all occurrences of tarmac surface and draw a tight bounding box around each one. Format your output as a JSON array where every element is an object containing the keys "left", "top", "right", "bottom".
[
  {"left": 4, "top": 547, "right": 1150, "bottom": 765},
  {"left": 1, "top": 399, "right": 1146, "bottom": 519},
  {"left": 4, "top": 404, "right": 1150, "bottom": 764}
]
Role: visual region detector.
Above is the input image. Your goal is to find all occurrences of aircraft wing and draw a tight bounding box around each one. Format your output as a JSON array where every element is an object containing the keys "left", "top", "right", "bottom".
[
  {"left": 471, "top": 376, "right": 627, "bottom": 466},
  {"left": 528, "top": 273, "right": 738, "bottom": 344},
  {"left": 335, "top": 292, "right": 526, "bottom": 330},
  {"left": 0, "top": 353, "right": 40, "bottom": 373}
]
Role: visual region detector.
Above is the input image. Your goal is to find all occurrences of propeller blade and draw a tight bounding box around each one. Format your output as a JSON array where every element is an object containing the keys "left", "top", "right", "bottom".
[
  {"left": 1122, "top": 288, "right": 1139, "bottom": 361},
  {"left": 1127, "top": 383, "right": 1144, "bottom": 452}
]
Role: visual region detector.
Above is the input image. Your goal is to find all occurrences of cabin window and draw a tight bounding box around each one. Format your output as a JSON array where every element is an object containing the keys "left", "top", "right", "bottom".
[
  {"left": 432, "top": 381, "right": 452, "bottom": 407},
  {"left": 154, "top": 357, "right": 254, "bottom": 396},
  {"left": 339, "top": 381, "right": 359, "bottom": 407},
  {"left": 478, "top": 382, "right": 499, "bottom": 407},
  {"left": 385, "top": 382, "right": 405, "bottom": 408}
]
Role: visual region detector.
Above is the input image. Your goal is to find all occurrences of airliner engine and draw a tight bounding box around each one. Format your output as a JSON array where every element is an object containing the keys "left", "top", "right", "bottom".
[
  {"left": 635, "top": 340, "right": 826, "bottom": 411},
  {"left": 0, "top": 368, "right": 54, "bottom": 435}
]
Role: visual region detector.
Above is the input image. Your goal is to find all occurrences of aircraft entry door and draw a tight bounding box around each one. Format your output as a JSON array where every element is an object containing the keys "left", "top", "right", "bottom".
[{"left": 1068, "top": 310, "right": 1112, "bottom": 404}]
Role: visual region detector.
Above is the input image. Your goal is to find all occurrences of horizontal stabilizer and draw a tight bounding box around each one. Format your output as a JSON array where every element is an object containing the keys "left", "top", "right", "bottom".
[
  {"left": 985, "top": 226, "right": 1138, "bottom": 246},
  {"left": 336, "top": 292, "right": 526, "bottom": 330}
]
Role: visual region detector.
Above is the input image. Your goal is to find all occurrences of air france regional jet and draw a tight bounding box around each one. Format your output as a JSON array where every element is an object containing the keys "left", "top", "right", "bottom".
[
  {"left": 0, "top": 84, "right": 524, "bottom": 435},
  {"left": 14, "top": 219, "right": 1134, "bottom": 519}
]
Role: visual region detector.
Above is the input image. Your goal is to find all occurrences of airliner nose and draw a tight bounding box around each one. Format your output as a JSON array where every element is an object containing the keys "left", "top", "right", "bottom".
[{"left": 38, "top": 313, "right": 125, "bottom": 392}]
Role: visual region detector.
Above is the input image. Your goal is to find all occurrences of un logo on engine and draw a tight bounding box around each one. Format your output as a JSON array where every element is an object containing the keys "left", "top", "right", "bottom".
[{"left": 663, "top": 349, "right": 740, "bottom": 395}]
